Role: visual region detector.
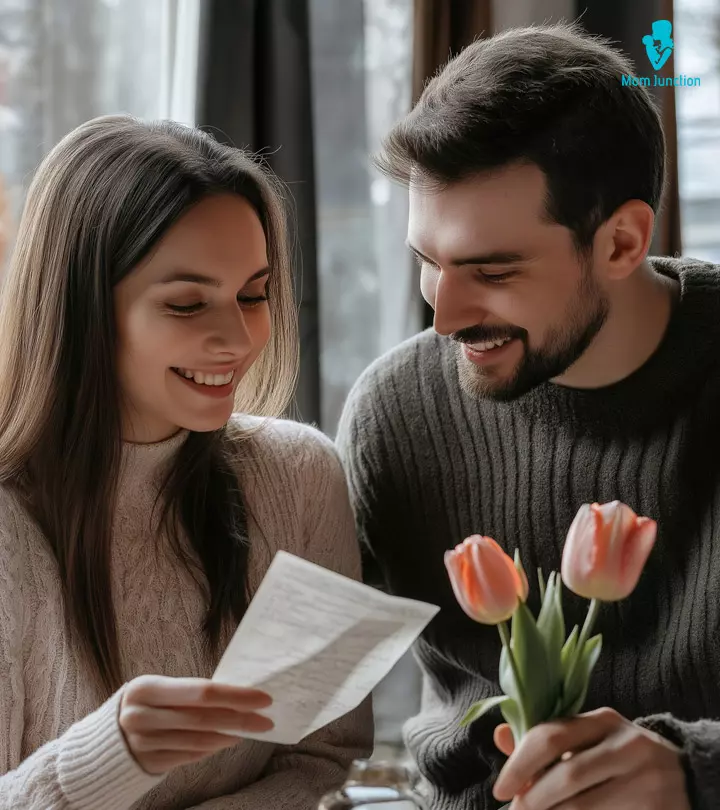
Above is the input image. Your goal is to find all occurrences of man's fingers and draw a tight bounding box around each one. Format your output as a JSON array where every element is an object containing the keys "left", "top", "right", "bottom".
[
  {"left": 513, "top": 740, "right": 629, "bottom": 810},
  {"left": 538, "top": 769, "right": 677, "bottom": 810},
  {"left": 493, "top": 708, "right": 620, "bottom": 801},
  {"left": 494, "top": 723, "right": 515, "bottom": 756},
  {"left": 124, "top": 676, "right": 272, "bottom": 711}
]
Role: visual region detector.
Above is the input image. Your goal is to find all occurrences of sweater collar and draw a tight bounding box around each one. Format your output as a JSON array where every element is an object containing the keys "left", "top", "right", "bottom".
[{"left": 119, "top": 428, "right": 189, "bottom": 490}]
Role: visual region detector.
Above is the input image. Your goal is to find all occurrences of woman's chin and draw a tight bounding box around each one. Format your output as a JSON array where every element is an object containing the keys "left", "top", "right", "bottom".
[{"left": 173, "top": 405, "right": 236, "bottom": 434}]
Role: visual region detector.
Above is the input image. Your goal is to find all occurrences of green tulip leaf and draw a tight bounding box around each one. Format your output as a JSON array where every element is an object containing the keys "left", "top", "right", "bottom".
[
  {"left": 459, "top": 694, "right": 515, "bottom": 727},
  {"left": 549, "top": 690, "right": 567, "bottom": 721},
  {"left": 500, "top": 696, "right": 526, "bottom": 743},
  {"left": 561, "top": 625, "right": 580, "bottom": 677},
  {"left": 537, "top": 567, "right": 546, "bottom": 602},
  {"left": 498, "top": 637, "right": 530, "bottom": 734},
  {"left": 509, "top": 601, "right": 560, "bottom": 727},
  {"left": 537, "top": 573, "right": 565, "bottom": 663},
  {"left": 534, "top": 573, "right": 564, "bottom": 699},
  {"left": 536, "top": 571, "right": 556, "bottom": 632},
  {"left": 498, "top": 644, "right": 515, "bottom": 701},
  {"left": 561, "top": 634, "right": 603, "bottom": 717}
]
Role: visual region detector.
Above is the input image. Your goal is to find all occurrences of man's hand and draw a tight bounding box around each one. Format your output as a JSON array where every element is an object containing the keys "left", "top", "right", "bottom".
[{"left": 492, "top": 707, "right": 690, "bottom": 809}]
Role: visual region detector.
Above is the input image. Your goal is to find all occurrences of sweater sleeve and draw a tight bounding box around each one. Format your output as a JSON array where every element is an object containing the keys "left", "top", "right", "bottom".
[
  {"left": 182, "top": 703, "right": 372, "bottom": 810},
  {"left": 186, "top": 423, "right": 374, "bottom": 809},
  {"left": 635, "top": 713, "right": 720, "bottom": 810},
  {"left": 0, "top": 514, "right": 164, "bottom": 809}
]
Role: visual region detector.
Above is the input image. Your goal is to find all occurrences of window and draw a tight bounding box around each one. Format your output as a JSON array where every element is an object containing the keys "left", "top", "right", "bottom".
[
  {"left": 0, "top": 0, "right": 197, "bottom": 254},
  {"left": 676, "top": 0, "right": 720, "bottom": 260},
  {"left": 310, "top": 0, "right": 420, "bottom": 436}
]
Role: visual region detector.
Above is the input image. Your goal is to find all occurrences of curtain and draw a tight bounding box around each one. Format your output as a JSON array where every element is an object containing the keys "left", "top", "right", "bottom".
[
  {"left": 576, "top": 0, "right": 682, "bottom": 256},
  {"left": 195, "top": 0, "right": 320, "bottom": 424},
  {"left": 413, "top": 0, "right": 493, "bottom": 103}
]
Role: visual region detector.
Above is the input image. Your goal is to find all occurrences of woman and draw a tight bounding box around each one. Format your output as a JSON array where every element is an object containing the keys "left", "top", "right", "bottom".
[{"left": 0, "top": 115, "right": 372, "bottom": 809}]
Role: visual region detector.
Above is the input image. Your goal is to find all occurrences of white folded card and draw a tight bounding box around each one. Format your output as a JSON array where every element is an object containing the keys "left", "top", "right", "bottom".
[{"left": 212, "top": 550, "right": 439, "bottom": 745}]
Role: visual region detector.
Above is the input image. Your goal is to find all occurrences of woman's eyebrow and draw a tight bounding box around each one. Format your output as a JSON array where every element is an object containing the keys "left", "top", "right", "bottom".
[{"left": 155, "top": 267, "right": 271, "bottom": 286}]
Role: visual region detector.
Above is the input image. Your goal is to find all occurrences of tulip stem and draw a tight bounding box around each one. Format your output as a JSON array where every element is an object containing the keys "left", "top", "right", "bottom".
[
  {"left": 577, "top": 598, "right": 600, "bottom": 651},
  {"left": 498, "top": 620, "right": 529, "bottom": 734},
  {"left": 565, "top": 598, "right": 601, "bottom": 690}
]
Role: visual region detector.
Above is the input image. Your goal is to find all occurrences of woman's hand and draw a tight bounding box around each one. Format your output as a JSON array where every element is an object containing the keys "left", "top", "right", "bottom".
[
  {"left": 492, "top": 708, "right": 690, "bottom": 809},
  {"left": 119, "top": 675, "right": 274, "bottom": 774}
]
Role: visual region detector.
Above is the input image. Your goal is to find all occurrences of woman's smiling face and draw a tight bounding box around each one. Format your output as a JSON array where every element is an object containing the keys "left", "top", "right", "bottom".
[{"left": 114, "top": 194, "right": 272, "bottom": 443}]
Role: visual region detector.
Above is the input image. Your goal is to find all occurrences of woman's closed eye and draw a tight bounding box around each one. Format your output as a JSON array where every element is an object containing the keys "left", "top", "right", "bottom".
[
  {"left": 237, "top": 289, "right": 270, "bottom": 307},
  {"left": 165, "top": 301, "right": 205, "bottom": 315},
  {"left": 164, "top": 287, "right": 270, "bottom": 316}
]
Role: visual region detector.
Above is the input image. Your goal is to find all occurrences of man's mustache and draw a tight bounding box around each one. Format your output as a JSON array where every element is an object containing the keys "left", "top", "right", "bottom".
[{"left": 451, "top": 326, "right": 527, "bottom": 344}]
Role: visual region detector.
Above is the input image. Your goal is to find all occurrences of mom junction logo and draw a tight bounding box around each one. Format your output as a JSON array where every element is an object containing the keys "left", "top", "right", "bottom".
[{"left": 621, "top": 19, "right": 701, "bottom": 88}]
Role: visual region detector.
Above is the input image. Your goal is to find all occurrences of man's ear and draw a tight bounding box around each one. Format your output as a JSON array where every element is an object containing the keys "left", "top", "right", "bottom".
[{"left": 594, "top": 200, "right": 654, "bottom": 282}]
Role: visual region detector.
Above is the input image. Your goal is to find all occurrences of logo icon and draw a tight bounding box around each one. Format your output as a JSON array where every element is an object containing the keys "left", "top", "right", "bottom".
[{"left": 642, "top": 20, "right": 674, "bottom": 71}]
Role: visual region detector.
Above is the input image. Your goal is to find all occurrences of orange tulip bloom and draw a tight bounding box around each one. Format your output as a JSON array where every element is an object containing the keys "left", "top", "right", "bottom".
[
  {"left": 444, "top": 535, "right": 528, "bottom": 625},
  {"left": 561, "top": 501, "right": 657, "bottom": 601}
]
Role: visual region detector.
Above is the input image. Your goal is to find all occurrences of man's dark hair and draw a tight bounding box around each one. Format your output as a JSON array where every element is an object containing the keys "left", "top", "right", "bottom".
[{"left": 375, "top": 22, "right": 666, "bottom": 252}]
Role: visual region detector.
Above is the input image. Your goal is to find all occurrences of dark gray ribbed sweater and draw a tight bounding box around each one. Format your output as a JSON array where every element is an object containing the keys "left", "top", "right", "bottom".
[{"left": 336, "top": 257, "right": 720, "bottom": 810}]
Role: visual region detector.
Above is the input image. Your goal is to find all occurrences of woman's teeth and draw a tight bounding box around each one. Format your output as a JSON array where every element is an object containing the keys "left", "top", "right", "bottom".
[
  {"left": 467, "top": 337, "right": 513, "bottom": 353},
  {"left": 173, "top": 368, "right": 234, "bottom": 386}
]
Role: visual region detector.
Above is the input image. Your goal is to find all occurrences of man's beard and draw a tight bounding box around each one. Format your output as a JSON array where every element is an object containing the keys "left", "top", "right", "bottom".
[{"left": 455, "top": 271, "right": 610, "bottom": 402}]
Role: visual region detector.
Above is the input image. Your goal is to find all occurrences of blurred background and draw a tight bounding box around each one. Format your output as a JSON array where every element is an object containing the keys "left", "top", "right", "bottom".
[{"left": 0, "top": 0, "right": 717, "bottom": 758}]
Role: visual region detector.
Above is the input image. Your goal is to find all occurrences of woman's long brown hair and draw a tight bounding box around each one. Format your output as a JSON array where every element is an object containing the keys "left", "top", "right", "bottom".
[{"left": 0, "top": 115, "right": 298, "bottom": 695}]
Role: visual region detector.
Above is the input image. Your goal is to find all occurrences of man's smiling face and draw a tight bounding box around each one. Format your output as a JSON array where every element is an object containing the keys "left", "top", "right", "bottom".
[{"left": 407, "top": 163, "right": 610, "bottom": 400}]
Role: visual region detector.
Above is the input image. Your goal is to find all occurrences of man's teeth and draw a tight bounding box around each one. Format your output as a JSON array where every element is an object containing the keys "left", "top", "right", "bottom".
[
  {"left": 467, "top": 337, "right": 513, "bottom": 352},
  {"left": 174, "top": 368, "right": 234, "bottom": 386}
]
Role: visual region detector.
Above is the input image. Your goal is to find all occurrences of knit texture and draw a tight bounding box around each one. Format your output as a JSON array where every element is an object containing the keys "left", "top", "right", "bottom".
[
  {"left": 0, "top": 415, "right": 373, "bottom": 809},
  {"left": 336, "top": 257, "right": 720, "bottom": 810}
]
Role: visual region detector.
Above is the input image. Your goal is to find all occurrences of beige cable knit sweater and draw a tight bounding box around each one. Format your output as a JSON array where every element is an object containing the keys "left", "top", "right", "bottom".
[{"left": 0, "top": 415, "right": 373, "bottom": 809}]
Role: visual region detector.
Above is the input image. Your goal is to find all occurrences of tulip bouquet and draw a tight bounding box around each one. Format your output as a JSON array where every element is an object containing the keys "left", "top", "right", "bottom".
[{"left": 444, "top": 501, "right": 657, "bottom": 755}]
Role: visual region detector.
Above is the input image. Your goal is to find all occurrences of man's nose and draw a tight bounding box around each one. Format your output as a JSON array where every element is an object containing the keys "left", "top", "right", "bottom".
[{"left": 431, "top": 272, "right": 488, "bottom": 337}]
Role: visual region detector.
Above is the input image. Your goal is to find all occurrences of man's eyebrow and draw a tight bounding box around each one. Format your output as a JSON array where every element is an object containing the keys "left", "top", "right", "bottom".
[
  {"left": 405, "top": 242, "right": 526, "bottom": 266},
  {"left": 155, "top": 267, "right": 271, "bottom": 286}
]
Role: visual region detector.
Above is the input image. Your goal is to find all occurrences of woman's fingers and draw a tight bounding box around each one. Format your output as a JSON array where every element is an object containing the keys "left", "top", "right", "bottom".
[
  {"left": 119, "top": 675, "right": 276, "bottom": 775},
  {"left": 121, "top": 704, "right": 274, "bottom": 734},
  {"left": 130, "top": 728, "right": 248, "bottom": 753},
  {"left": 124, "top": 675, "right": 272, "bottom": 711}
]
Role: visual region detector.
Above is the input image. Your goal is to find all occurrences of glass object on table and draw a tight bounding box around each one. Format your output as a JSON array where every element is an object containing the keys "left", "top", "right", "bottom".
[{"left": 317, "top": 759, "right": 427, "bottom": 809}]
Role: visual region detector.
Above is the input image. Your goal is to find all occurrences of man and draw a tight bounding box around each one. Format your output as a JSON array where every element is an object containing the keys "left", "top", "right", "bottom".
[{"left": 336, "top": 22, "right": 720, "bottom": 810}]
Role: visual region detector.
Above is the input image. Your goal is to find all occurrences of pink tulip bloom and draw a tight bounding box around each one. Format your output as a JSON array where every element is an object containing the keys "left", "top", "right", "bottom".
[
  {"left": 444, "top": 535, "right": 528, "bottom": 624},
  {"left": 561, "top": 501, "right": 657, "bottom": 601}
]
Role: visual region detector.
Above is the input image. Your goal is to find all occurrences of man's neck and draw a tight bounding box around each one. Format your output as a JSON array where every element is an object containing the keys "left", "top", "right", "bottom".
[{"left": 552, "top": 262, "right": 679, "bottom": 390}]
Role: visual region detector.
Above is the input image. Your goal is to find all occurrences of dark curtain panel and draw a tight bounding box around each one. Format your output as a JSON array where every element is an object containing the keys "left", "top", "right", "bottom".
[
  {"left": 412, "top": 0, "right": 493, "bottom": 104},
  {"left": 413, "top": 0, "right": 493, "bottom": 329},
  {"left": 576, "top": 0, "right": 682, "bottom": 256},
  {"left": 195, "top": 0, "right": 320, "bottom": 424}
]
